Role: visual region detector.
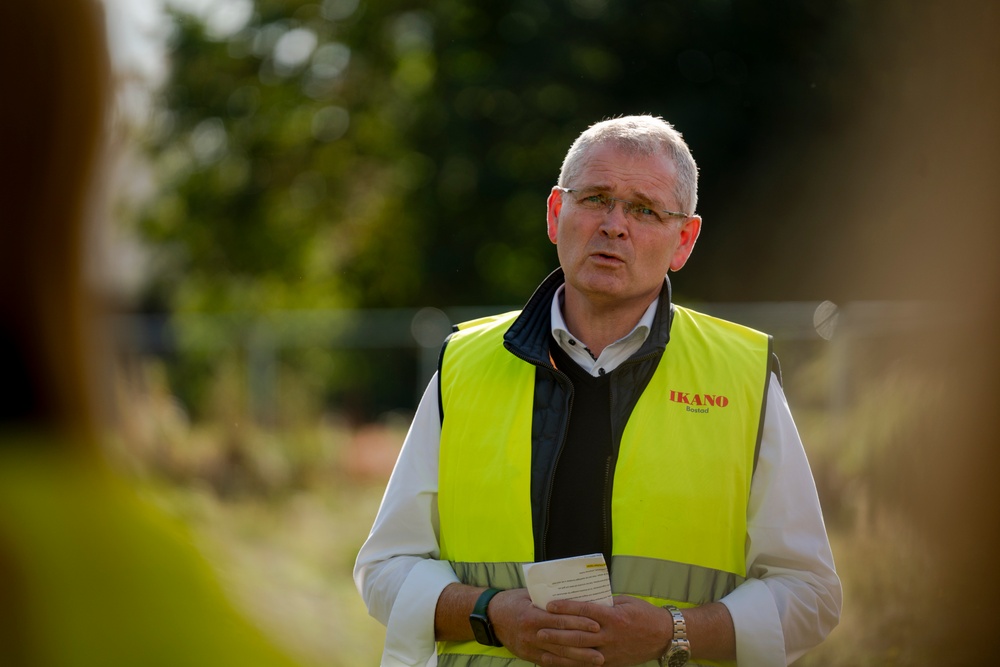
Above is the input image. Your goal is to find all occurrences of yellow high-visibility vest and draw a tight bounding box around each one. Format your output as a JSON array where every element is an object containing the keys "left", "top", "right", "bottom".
[{"left": 437, "top": 306, "right": 771, "bottom": 666}]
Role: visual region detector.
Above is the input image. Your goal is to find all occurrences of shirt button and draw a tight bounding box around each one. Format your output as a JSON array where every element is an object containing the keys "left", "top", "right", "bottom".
[
  {"left": 598, "top": 368, "right": 606, "bottom": 376},
  {"left": 568, "top": 339, "right": 576, "bottom": 346}
]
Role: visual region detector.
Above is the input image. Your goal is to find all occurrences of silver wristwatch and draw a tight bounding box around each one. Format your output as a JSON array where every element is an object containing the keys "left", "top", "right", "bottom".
[{"left": 660, "top": 605, "right": 691, "bottom": 667}]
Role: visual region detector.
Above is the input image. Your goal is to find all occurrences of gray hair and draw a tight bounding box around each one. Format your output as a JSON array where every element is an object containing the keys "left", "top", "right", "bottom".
[{"left": 558, "top": 115, "right": 699, "bottom": 215}]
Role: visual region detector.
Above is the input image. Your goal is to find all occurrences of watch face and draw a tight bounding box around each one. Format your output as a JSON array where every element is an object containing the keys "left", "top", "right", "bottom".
[
  {"left": 470, "top": 613, "right": 494, "bottom": 646},
  {"left": 666, "top": 645, "right": 690, "bottom": 667}
]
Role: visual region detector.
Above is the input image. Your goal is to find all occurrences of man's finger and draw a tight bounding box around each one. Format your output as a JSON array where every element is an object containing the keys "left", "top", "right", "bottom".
[
  {"left": 547, "top": 599, "right": 611, "bottom": 622},
  {"left": 535, "top": 643, "right": 605, "bottom": 666},
  {"left": 538, "top": 628, "right": 603, "bottom": 649},
  {"left": 542, "top": 610, "right": 600, "bottom": 633}
]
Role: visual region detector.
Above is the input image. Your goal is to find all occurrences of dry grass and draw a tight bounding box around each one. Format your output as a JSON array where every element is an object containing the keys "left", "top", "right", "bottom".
[
  {"left": 152, "top": 475, "right": 942, "bottom": 667},
  {"left": 141, "top": 469, "right": 390, "bottom": 667},
  {"left": 794, "top": 515, "right": 938, "bottom": 666},
  {"left": 141, "top": 441, "right": 941, "bottom": 667},
  {"left": 114, "top": 352, "right": 948, "bottom": 666}
]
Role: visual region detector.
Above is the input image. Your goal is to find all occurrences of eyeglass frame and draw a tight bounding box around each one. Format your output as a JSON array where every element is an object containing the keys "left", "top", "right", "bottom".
[{"left": 554, "top": 186, "right": 691, "bottom": 222}]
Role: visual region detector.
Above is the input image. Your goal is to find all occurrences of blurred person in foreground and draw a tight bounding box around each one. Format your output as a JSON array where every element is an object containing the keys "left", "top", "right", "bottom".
[
  {"left": 0, "top": 2, "right": 305, "bottom": 665},
  {"left": 355, "top": 116, "right": 841, "bottom": 667}
]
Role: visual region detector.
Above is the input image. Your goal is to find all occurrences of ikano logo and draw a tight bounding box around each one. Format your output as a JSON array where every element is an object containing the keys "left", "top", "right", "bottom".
[{"left": 669, "top": 390, "right": 729, "bottom": 413}]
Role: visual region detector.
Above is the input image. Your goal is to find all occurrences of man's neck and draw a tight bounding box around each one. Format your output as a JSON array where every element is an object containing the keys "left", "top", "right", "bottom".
[{"left": 561, "top": 288, "right": 658, "bottom": 358}]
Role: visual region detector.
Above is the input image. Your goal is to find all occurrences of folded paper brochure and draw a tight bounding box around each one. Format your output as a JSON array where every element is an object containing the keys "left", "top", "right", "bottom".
[{"left": 521, "top": 553, "right": 614, "bottom": 609}]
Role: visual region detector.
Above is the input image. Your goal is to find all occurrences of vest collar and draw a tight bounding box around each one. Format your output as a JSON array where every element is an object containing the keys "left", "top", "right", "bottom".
[{"left": 502, "top": 268, "right": 674, "bottom": 366}]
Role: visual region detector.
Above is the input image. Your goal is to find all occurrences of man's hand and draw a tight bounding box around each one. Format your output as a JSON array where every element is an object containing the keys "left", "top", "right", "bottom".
[
  {"left": 542, "top": 596, "right": 671, "bottom": 667},
  {"left": 542, "top": 596, "right": 737, "bottom": 667},
  {"left": 490, "top": 589, "right": 605, "bottom": 666}
]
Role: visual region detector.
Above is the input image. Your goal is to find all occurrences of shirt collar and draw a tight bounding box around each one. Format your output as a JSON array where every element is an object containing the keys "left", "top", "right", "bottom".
[{"left": 549, "top": 285, "right": 659, "bottom": 375}]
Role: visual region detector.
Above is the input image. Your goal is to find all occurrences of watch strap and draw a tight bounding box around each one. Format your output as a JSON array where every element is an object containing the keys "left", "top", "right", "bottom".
[
  {"left": 660, "top": 605, "right": 691, "bottom": 667},
  {"left": 470, "top": 587, "right": 503, "bottom": 647},
  {"left": 472, "top": 587, "right": 502, "bottom": 617}
]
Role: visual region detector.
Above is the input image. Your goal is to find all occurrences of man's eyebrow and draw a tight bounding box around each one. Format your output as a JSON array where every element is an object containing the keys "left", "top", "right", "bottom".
[
  {"left": 576, "top": 184, "right": 667, "bottom": 208},
  {"left": 622, "top": 189, "right": 666, "bottom": 209}
]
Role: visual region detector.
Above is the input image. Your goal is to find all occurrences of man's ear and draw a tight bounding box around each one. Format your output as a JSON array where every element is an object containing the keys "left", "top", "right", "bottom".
[
  {"left": 669, "top": 215, "right": 702, "bottom": 271},
  {"left": 546, "top": 187, "right": 563, "bottom": 244}
]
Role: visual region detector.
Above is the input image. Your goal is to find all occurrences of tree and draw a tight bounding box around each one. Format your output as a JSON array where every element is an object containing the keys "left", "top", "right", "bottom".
[{"left": 137, "top": 0, "right": 860, "bottom": 418}]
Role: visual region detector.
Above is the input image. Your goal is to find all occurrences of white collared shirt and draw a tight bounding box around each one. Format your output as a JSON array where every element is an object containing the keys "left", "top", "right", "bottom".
[
  {"left": 549, "top": 284, "right": 658, "bottom": 376},
  {"left": 354, "top": 291, "right": 842, "bottom": 666}
]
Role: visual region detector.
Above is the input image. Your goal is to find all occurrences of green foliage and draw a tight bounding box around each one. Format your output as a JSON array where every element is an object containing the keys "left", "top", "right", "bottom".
[
  {"left": 140, "top": 0, "right": 861, "bottom": 314},
  {"left": 143, "top": 0, "right": 405, "bottom": 313},
  {"left": 136, "top": 0, "right": 863, "bottom": 420}
]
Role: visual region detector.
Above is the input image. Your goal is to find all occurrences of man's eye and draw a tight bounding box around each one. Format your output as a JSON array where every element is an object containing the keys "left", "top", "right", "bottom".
[
  {"left": 632, "top": 205, "right": 660, "bottom": 219},
  {"left": 582, "top": 194, "right": 608, "bottom": 206}
]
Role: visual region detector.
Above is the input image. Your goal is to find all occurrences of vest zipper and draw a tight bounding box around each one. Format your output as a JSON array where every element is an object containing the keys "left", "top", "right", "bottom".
[
  {"left": 504, "top": 346, "right": 660, "bottom": 563},
  {"left": 540, "top": 372, "right": 572, "bottom": 562},
  {"left": 601, "top": 454, "right": 613, "bottom": 563}
]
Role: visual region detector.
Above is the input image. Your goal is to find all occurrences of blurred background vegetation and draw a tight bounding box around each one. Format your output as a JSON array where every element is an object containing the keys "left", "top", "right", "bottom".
[
  {"left": 123, "top": 0, "right": 871, "bottom": 423},
  {"left": 94, "top": 0, "right": 999, "bottom": 664}
]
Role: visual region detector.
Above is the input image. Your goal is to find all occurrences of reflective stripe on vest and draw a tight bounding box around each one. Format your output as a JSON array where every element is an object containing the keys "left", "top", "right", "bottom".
[
  {"left": 439, "top": 556, "right": 745, "bottom": 667},
  {"left": 438, "top": 306, "right": 769, "bottom": 666},
  {"left": 450, "top": 556, "right": 744, "bottom": 605}
]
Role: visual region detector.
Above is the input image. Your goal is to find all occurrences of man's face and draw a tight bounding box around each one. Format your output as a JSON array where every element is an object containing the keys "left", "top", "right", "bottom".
[{"left": 546, "top": 143, "right": 702, "bottom": 312}]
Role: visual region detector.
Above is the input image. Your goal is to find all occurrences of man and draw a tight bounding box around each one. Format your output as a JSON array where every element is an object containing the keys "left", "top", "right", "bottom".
[{"left": 355, "top": 115, "right": 841, "bottom": 666}]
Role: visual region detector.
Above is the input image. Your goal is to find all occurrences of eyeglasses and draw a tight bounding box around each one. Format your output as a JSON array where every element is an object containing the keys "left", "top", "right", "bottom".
[{"left": 555, "top": 187, "right": 689, "bottom": 225}]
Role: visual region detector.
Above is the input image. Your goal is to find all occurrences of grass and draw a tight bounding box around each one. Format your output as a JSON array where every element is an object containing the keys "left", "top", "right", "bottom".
[
  {"left": 142, "top": 475, "right": 389, "bottom": 667},
  {"left": 152, "top": 478, "right": 942, "bottom": 667},
  {"left": 794, "top": 515, "right": 937, "bottom": 666},
  {"left": 139, "top": 438, "right": 937, "bottom": 667},
  {"left": 115, "top": 349, "right": 948, "bottom": 666}
]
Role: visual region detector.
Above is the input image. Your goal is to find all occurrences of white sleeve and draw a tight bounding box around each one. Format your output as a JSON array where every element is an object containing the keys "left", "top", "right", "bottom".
[
  {"left": 720, "top": 374, "right": 843, "bottom": 666},
  {"left": 354, "top": 372, "right": 458, "bottom": 667}
]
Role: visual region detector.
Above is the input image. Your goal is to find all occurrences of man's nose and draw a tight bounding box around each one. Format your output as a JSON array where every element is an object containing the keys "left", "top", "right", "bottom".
[{"left": 600, "top": 199, "right": 629, "bottom": 237}]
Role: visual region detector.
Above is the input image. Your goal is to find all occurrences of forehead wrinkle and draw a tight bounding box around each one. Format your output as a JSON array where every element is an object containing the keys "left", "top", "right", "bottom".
[
  {"left": 575, "top": 153, "right": 679, "bottom": 209},
  {"left": 621, "top": 187, "right": 660, "bottom": 207},
  {"left": 578, "top": 181, "right": 666, "bottom": 209}
]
